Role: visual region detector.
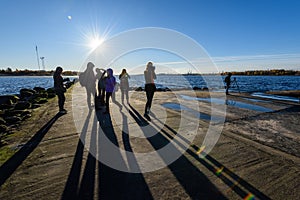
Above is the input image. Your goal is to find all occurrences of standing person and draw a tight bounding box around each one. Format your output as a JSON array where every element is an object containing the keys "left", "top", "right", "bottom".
[
  {"left": 96, "top": 68, "right": 106, "bottom": 105},
  {"left": 224, "top": 73, "right": 232, "bottom": 95},
  {"left": 119, "top": 68, "right": 130, "bottom": 104},
  {"left": 53, "top": 66, "right": 69, "bottom": 114},
  {"left": 144, "top": 62, "right": 156, "bottom": 117},
  {"left": 80, "top": 62, "right": 96, "bottom": 109},
  {"left": 103, "top": 68, "right": 116, "bottom": 114}
]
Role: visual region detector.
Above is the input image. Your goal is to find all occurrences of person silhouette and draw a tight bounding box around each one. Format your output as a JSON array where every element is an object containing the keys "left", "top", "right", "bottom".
[
  {"left": 224, "top": 73, "right": 232, "bottom": 95},
  {"left": 144, "top": 62, "right": 156, "bottom": 118},
  {"left": 53, "top": 66, "right": 69, "bottom": 114},
  {"left": 96, "top": 68, "right": 106, "bottom": 106},
  {"left": 103, "top": 68, "right": 116, "bottom": 114},
  {"left": 119, "top": 68, "right": 130, "bottom": 104},
  {"left": 79, "top": 62, "right": 96, "bottom": 109}
]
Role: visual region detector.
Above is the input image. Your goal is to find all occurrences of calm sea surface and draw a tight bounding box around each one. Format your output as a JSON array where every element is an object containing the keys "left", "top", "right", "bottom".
[{"left": 0, "top": 75, "right": 300, "bottom": 96}]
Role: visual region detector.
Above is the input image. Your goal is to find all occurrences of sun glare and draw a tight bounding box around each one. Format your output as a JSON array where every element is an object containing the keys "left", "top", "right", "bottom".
[{"left": 89, "top": 37, "right": 104, "bottom": 50}]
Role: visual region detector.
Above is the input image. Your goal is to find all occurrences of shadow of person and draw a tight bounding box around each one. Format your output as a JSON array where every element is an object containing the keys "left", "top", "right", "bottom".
[
  {"left": 0, "top": 112, "right": 64, "bottom": 187},
  {"left": 79, "top": 62, "right": 97, "bottom": 110}
]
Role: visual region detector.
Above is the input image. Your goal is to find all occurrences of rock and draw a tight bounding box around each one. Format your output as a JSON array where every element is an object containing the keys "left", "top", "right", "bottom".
[
  {"left": 14, "top": 101, "right": 31, "bottom": 110},
  {"left": 31, "top": 97, "right": 48, "bottom": 104},
  {"left": 5, "top": 110, "right": 31, "bottom": 117},
  {"left": 0, "top": 117, "right": 6, "bottom": 125},
  {"left": 31, "top": 104, "right": 41, "bottom": 109},
  {"left": 0, "top": 104, "right": 14, "bottom": 110},
  {"left": 20, "top": 88, "right": 35, "bottom": 98},
  {"left": 193, "top": 86, "right": 201, "bottom": 90},
  {"left": 34, "top": 87, "right": 46, "bottom": 92},
  {"left": 4, "top": 116, "right": 22, "bottom": 124},
  {"left": 0, "top": 95, "right": 19, "bottom": 105},
  {"left": 47, "top": 93, "right": 56, "bottom": 98},
  {"left": 0, "top": 124, "right": 8, "bottom": 134},
  {"left": 47, "top": 88, "right": 56, "bottom": 93},
  {"left": 135, "top": 87, "right": 144, "bottom": 91}
]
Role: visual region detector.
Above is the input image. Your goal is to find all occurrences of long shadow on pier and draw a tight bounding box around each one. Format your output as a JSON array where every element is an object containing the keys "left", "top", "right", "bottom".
[
  {"left": 97, "top": 104, "right": 153, "bottom": 200},
  {"left": 151, "top": 114, "right": 271, "bottom": 200},
  {"left": 0, "top": 112, "right": 64, "bottom": 187},
  {"left": 128, "top": 105, "right": 226, "bottom": 199}
]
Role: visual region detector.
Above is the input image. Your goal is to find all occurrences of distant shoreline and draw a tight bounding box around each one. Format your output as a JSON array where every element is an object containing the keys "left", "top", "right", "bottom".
[{"left": 0, "top": 68, "right": 299, "bottom": 76}]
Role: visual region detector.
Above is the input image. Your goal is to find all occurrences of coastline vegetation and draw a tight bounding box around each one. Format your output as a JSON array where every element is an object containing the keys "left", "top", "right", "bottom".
[{"left": 0, "top": 68, "right": 78, "bottom": 76}]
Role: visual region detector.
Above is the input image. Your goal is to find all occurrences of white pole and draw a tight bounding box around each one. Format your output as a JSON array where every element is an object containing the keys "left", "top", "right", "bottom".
[{"left": 36, "top": 45, "right": 40, "bottom": 70}]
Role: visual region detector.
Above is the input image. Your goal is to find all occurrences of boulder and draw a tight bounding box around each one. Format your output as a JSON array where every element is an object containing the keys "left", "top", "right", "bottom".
[
  {"left": 135, "top": 87, "right": 143, "bottom": 91},
  {"left": 20, "top": 88, "right": 35, "bottom": 98},
  {"left": 33, "top": 87, "right": 46, "bottom": 92},
  {"left": 0, "top": 117, "right": 6, "bottom": 125},
  {"left": 0, "top": 95, "right": 19, "bottom": 105},
  {"left": 0, "top": 124, "right": 8, "bottom": 134},
  {"left": 4, "top": 116, "right": 22, "bottom": 124},
  {"left": 14, "top": 101, "right": 31, "bottom": 110}
]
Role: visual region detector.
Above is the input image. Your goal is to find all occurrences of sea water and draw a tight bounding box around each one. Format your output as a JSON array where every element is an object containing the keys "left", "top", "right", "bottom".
[{"left": 0, "top": 75, "right": 300, "bottom": 96}]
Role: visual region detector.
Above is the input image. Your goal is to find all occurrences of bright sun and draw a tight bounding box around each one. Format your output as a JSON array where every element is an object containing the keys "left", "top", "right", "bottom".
[{"left": 89, "top": 37, "right": 104, "bottom": 50}]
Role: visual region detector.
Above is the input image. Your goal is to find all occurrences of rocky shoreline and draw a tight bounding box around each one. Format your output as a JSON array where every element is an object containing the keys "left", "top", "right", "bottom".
[{"left": 0, "top": 80, "right": 75, "bottom": 146}]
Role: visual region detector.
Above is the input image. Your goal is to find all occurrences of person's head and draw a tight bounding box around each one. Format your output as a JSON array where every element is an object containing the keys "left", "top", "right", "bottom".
[
  {"left": 228, "top": 72, "right": 232, "bottom": 77},
  {"left": 147, "top": 61, "right": 155, "bottom": 71},
  {"left": 55, "top": 66, "right": 63, "bottom": 74},
  {"left": 87, "top": 62, "right": 95, "bottom": 70},
  {"left": 121, "top": 69, "right": 127, "bottom": 74},
  {"left": 107, "top": 68, "right": 113, "bottom": 76}
]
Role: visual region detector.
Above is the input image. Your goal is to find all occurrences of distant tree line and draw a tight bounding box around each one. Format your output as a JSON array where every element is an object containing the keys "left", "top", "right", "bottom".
[
  {"left": 221, "top": 69, "right": 300, "bottom": 76},
  {"left": 0, "top": 68, "right": 78, "bottom": 76}
]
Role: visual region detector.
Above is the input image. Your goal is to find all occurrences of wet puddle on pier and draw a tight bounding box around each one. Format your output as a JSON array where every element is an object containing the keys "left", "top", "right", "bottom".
[
  {"left": 180, "top": 95, "right": 273, "bottom": 112},
  {"left": 162, "top": 102, "right": 224, "bottom": 122}
]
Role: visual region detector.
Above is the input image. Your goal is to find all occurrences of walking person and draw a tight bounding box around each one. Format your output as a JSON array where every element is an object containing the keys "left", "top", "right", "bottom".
[
  {"left": 96, "top": 68, "right": 106, "bottom": 106},
  {"left": 53, "top": 66, "right": 69, "bottom": 114},
  {"left": 144, "top": 62, "right": 156, "bottom": 118},
  {"left": 103, "top": 68, "right": 116, "bottom": 114},
  {"left": 119, "top": 68, "right": 130, "bottom": 104},
  {"left": 224, "top": 73, "right": 232, "bottom": 95}
]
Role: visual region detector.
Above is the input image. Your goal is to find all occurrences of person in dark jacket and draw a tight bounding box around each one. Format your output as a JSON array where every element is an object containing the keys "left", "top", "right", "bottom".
[
  {"left": 103, "top": 68, "right": 116, "bottom": 114},
  {"left": 144, "top": 62, "right": 156, "bottom": 118},
  {"left": 224, "top": 73, "right": 232, "bottom": 95},
  {"left": 96, "top": 68, "right": 106, "bottom": 105},
  {"left": 53, "top": 66, "right": 69, "bottom": 114}
]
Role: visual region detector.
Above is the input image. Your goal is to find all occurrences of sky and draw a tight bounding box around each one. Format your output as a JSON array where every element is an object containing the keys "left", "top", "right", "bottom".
[{"left": 0, "top": 0, "right": 300, "bottom": 73}]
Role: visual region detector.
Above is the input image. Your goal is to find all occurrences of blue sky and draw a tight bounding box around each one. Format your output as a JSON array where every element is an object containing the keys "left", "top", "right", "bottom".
[{"left": 0, "top": 0, "right": 300, "bottom": 73}]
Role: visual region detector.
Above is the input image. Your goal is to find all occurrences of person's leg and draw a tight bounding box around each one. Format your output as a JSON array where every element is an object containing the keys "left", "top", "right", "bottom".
[
  {"left": 147, "top": 86, "right": 155, "bottom": 111},
  {"left": 125, "top": 89, "right": 129, "bottom": 103},
  {"left": 121, "top": 90, "right": 125, "bottom": 104},
  {"left": 226, "top": 84, "right": 230, "bottom": 95},
  {"left": 56, "top": 91, "right": 65, "bottom": 112},
  {"left": 145, "top": 85, "right": 151, "bottom": 114},
  {"left": 105, "top": 92, "right": 112, "bottom": 113}
]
